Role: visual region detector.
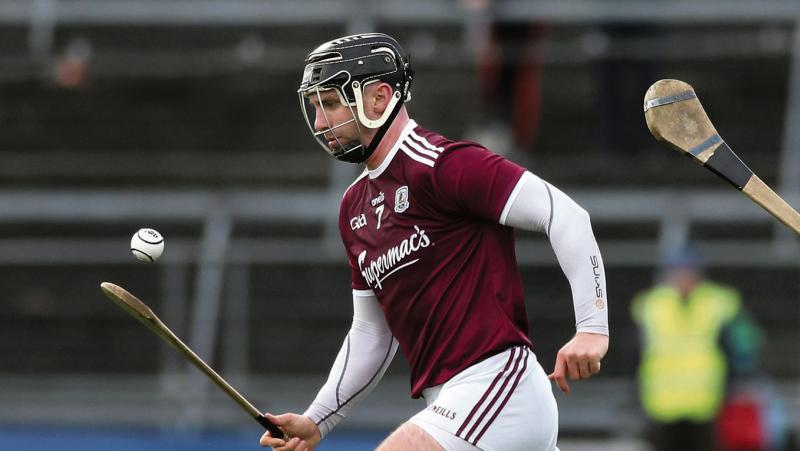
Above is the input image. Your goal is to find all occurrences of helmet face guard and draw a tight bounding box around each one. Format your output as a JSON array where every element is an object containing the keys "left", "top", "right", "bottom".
[
  {"left": 299, "top": 85, "right": 366, "bottom": 162},
  {"left": 298, "top": 33, "right": 413, "bottom": 164}
]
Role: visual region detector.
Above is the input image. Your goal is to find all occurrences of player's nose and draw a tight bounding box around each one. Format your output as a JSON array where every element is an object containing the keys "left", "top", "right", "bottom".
[{"left": 313, "top": 110, "right": 329, "bottom": 132}]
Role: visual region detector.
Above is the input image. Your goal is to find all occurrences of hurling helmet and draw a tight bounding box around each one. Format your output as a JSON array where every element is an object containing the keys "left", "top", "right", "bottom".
[{"left": 298, "top": 33, "right": 414, "bottom": 163}]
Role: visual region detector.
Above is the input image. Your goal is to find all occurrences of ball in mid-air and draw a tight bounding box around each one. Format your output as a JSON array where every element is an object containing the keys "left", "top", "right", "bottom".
[{"left": 131, "top": 228, "right": 164, "bottom": 262}]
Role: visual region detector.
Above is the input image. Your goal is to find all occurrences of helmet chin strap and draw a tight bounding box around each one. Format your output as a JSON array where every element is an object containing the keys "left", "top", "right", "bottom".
[{"left": 351, "top": 81, "right": 404, "bottom": 163}]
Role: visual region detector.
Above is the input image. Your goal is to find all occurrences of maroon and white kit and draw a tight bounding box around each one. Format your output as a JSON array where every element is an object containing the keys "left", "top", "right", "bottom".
[
  {"left": 340, "top": 119, "right": 532, "bottom": 397},
  {"left": 304, "top": 119, "right": 607, "bottom": 451}
]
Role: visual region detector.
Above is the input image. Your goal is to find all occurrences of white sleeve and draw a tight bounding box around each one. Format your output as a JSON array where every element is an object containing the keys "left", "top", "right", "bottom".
[
  {"left": 302, "top": 289, "right": 398, "bottom": 438},
  {"left": 501, "top": 171, "right": 609, "bottom": 335}
]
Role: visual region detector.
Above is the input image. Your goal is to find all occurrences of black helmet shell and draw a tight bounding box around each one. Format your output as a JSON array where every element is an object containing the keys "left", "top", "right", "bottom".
[{"left": 299, "top": 33, "right": 413, "bottom": 103}]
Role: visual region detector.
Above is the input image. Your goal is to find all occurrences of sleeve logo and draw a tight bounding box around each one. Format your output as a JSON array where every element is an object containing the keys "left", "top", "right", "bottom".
[
  {"left": 394, "top": 186, "right": 409, "bottom": 213},
  {"left": 590, "top": 255, "right": 604, "bottom": 304}
]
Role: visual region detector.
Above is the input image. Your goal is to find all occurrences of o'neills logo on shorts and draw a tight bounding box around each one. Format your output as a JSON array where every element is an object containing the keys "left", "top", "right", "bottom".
[
  {"left": 358, "top": 226, "right": 431, "bottom": 290},
  {"left": 430, "top": 404, "right": 457, "bottom": 420}
]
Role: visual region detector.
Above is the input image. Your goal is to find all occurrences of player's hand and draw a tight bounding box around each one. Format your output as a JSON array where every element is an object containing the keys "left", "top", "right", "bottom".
[
  {"left": 548, "top": 332, "right": 608, "bottom": 394},
  {"left": 259, "top": 413, "right": 321, "bottom": 451}
]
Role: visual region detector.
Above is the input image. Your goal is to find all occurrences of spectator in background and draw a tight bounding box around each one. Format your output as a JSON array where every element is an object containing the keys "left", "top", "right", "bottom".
[
  {"left": 594, "top": 23, "right": 662, "bottom": 155},
  {"left": 630, "top": 248, "right": 760, "bottom": 451},
  {"left": 714, "top": 305, "right": 791, "bottom": 450},
  {"left": 461, "top": 0, "right": 547, "bottom": 159}
]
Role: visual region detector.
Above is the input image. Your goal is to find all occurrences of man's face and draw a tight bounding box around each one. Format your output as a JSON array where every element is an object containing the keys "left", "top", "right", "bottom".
[
  {"left": 666, "top": 267, "right": 700, "bottom": 296},
  {"left": 306, "top": 88, "right": 361, "bottom": 151}
]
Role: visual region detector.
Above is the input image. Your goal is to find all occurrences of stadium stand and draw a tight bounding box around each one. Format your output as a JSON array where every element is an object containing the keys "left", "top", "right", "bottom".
[{"left": 0, "top": 0, "right": 797, "bottom": 445}]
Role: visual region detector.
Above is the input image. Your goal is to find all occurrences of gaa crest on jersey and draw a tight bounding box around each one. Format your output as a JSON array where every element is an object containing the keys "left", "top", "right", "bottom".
[{"left": 395, "top": 186, "right": 409, "bottom": 213}]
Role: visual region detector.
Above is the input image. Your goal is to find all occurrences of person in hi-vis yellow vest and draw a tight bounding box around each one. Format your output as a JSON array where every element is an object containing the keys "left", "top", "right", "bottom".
[{"left": 631, "top": 249, "right": 752, "bottom": 451}]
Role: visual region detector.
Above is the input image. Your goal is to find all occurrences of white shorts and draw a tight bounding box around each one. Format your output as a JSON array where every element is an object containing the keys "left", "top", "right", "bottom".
[{"left": 408, "top": 346, "right": 559, "bottom": 451}]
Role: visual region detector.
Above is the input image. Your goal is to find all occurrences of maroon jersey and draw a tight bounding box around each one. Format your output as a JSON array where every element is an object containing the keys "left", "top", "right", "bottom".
[{"left": 339, "top": 120, "right": 531, "bottom": 398}]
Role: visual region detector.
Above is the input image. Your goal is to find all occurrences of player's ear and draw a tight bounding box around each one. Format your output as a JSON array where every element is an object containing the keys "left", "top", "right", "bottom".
[{"left": 370, "top": 82, "right": 393, "bottom": 114}]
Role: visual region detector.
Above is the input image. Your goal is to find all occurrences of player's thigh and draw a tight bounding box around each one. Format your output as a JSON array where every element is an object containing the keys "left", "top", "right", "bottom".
[
  {"left": 376, "top": 422, "right": 445, "bottom": 451},
  {"left": 411, "top": 347, "right": 558, "bottom": 451}
]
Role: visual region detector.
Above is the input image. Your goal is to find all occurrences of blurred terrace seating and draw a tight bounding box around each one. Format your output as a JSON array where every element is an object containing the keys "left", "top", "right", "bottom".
[{"left": 0, "top": 0, "right": 797, "bottom": 438}]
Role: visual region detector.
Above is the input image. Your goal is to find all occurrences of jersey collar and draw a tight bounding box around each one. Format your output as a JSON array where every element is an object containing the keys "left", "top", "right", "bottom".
[{"left": 368, "top": 119, "right": 417, "bottom": 179}]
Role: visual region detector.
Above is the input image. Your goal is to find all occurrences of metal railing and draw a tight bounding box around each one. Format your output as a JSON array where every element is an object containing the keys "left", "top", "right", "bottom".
[{"left": 0, "top": 186, "right": 797, "bottom": 431}]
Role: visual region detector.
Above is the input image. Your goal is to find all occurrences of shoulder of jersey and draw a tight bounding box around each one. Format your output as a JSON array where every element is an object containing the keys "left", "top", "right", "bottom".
[
  {"left": 340, "top": 127, "right": 469, "bottom": 199},
  {"left": 342, "top": 168, "right": 370, "bottom": 199},
  {"left": 396, "top": 127, "right": 450, "bottom": 169}
]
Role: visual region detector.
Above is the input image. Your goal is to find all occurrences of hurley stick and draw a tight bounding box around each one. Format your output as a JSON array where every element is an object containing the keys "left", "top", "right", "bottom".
[
  {"left": 644, "top": 79, "right": 800, "bottom": 235},
  {"left": 100, "top": 282, "right": 285, "bottom": 439}
]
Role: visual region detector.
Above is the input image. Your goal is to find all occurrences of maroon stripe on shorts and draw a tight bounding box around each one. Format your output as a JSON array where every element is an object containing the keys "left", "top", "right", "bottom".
[
  {"left": 455, "top": 347, "right": 518, "bottom": 438},
  {"left": 463, "top": 347, "right": 526, "bottom": 442},
  {"left": 472, "top": 348, "right": 530, "bottom": 445}
]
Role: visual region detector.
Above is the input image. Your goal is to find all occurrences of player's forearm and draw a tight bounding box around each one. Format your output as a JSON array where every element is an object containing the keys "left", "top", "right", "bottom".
[
  {"left": 303, "top": 290, "right": 397, "bottom": 438},
  {"left": 550, "top": 203, "right": 608, "bottom": 335},
  {"left": 503, "top": 172, "right": 609, "bottom": 335}
]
